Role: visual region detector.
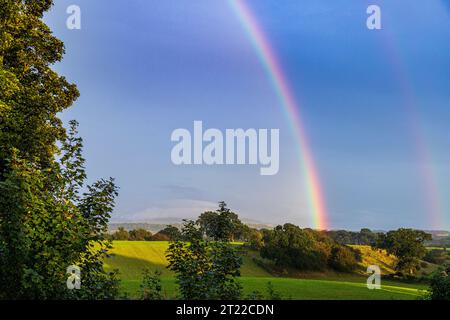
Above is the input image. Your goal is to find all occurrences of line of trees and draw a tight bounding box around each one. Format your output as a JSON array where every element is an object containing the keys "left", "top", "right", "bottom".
[
  {"left": 109, "top": 226, "right": 181, "bottom": 241},
  {"left": 327, "top": 229, "right": 380, "bottom": 246},
  {"left": 259, "top": 224, "right": 362, "bottom": 272}
]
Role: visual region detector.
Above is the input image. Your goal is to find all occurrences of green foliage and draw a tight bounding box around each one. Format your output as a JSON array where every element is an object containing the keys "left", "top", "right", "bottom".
[
  {"left": 111, "top": 227, "right": 130, "bottom": 241},
  {"left": 129, "top": 229, "right": 153, "bottom": 241},
  {"left": 266, "top": 281, "right": 282, "bottom": 300},
  {"left": 105, "top": 240, "right": 427, "bottom": 300},
  {"left": 166, "top": 220, "right": 243, "bottom": 299},
  {"left": 0, "top": 0, "right": 79, "bottom": 168},
  {"left": 111, "top": 226, "right": 180, "bottom": 241},
  {"left": 426, "top": 268, "right": 450, "bottom": 300},
  {"left": 0, "top": 121, "right": 120, "bottom": 299},
  {"left": 196, "top": 201, "right": 245, "bottom": 242},
  {"left": 327, "top": 229, "right": 379, "bottom": 245},
  {"left": 375, "top": 229, "right": 432, "bottom": 275},
  {"left": 246, "top": 228, "right": 264, "bottom": 250},
  {"left": 423, "top": 249, "right": 449, "bottom": 265},
  {"left": 139, "top": 269, "right": 163, "bottom": 300},
  {"left": 156, "top": 225, "right": 181, "bottom": 241},
  {"left": 260, "top": 224, "right": 360, "bottom": 272},
  {"left": 0, "top": 1, "right": 119, "bottom": 299},
  {"left": 329, "top": 245, "right": 361, "bottom": 272}
]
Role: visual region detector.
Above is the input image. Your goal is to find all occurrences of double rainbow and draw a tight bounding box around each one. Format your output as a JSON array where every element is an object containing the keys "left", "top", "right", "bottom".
[
  {"left": 229, "top": 0, "right": 329, "bottom": 230},
  {"left": 380, "top": 27, "right": 446, "bottom": 229}
]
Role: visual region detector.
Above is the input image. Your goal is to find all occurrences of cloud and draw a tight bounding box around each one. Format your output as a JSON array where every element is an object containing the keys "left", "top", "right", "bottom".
[{"left": 113, "top": 199, "right": 218, "bottom": 222}]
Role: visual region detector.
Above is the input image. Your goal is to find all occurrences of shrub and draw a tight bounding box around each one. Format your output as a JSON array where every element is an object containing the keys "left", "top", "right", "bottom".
[
  {"left": 166, "top": 220, "right": 242, "bottom": 300},
  {"left": 426, "top": 270, "right": 450, "bottom": 300},
  {"left": 139, "top": 269, "right": 163, "bottom": 300},
  {"left": 329, "top": 245, "right": 360, "bottom": 272},
  {"left": 266, "top": 282, "right": 282, "bottom": 300}
]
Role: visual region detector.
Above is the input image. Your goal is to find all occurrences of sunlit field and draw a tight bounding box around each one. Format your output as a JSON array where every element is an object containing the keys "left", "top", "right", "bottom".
[{"left": 105, "top": 241, "right": 427, "bottom": 299}]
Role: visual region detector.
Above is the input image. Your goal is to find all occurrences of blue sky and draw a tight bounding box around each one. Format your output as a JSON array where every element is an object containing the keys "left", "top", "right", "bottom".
[{"left": 45, "top": 1, "right": 450, "bottom": 230}]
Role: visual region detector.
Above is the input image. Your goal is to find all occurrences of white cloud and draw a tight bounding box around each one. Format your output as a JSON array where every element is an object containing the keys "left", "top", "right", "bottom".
[{"left": 113, "top": 199, "right": 218, "bottom": 222}]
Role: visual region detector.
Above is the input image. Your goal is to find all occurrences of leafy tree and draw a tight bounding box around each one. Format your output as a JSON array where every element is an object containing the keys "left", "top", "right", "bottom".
[
  {"left": 166, "top": 220, "right": 242, "bottom": 299},
  {"left": 359, "top": 228, "right": 379, "bottom": 246},
  {"left": 196, "top": 211, "right": 218, "bottom": 239},
  {"left": 112, "top": 227, "right": 130, "bottom": 240},
  {"left": 157, "top": 225, "right": 181, "bottom": 241},
  {"left": 196, "top": 201, "right": 244, "bottom": 241},
  {"left": 375, "top": 228, "right": 432, "bottom": 275},
  {"left": 139, "top": 269, "right": 163, "bottom": 300},
  {"left": 260, "top": 224, "right": 360, "bottom": 272},
  {"left": 129, "top": 229, "right": 153, "bottom": 241},
  {"left": 261, "top": 224, "right": 328, "bottom": 271},
  {"left": 246, "top": 228, "right": 264, "bottom": 250},
  {"left": 329, "top": 245, "right": 360, "bottom": 272},
  {"left": 0, "top": 2, "right": 119, "bottom": 299},
  {"left": 327, "top": 229, "right": 379, "bottom": 245}
]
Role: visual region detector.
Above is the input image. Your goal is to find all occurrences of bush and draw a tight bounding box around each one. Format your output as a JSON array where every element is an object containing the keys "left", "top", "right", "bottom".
[
  {"left": 329, "top": 245, "right": 360, "bottom": 272},
  {"left": 166, "top": 220, "right": 242, "bottom": 300},
  {"left": 426, "top": 270, "right": 450, "bottom": 300},
  {"left": 266, "top": 282, "right": 282, "bottom": 300},
  {"left": 139, "top": 269, "right": 163, "bottom": 300}
]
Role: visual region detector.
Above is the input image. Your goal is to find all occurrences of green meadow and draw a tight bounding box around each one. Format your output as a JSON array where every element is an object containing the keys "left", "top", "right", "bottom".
[{"left": 104, "top": 241, "right": 428, "bottom": 300}]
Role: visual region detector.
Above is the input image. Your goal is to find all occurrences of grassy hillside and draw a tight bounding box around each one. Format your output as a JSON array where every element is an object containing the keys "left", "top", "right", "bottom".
[
  {"left": 104, "top": 241, "right": 271, "bottom": 279},
  {"left": 105, "top": 241, "right": 428, "bottom": 299},
  {"left": 351, "top": 245, "right": 397, "bottom": 274},
  {"left": 352, "top": 245, "right": 440, "bottom": 277}
]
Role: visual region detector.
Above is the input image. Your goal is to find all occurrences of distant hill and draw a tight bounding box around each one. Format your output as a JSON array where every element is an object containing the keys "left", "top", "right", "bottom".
[
  {"left": 108, "top": 218, "right": 274, "bottom": 234},
  {"left": 424, "top": 230, "right": 450, "bottom": 247},
  {"left": 108, "top": 222, "right": 178, "bottom": 234}
]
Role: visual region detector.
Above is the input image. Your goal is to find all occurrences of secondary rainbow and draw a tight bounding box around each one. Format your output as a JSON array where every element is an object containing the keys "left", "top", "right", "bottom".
[
  {"left": 380, "top": 31, "right": 446, "bottom": 229},
  {"left": 229, "top": 0, "right": 329, "bottom": 229}
]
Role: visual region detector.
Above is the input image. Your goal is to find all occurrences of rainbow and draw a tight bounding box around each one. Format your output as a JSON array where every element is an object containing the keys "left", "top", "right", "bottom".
[{"left": 229, "top": 0, "right": 329, "bottom": 229}]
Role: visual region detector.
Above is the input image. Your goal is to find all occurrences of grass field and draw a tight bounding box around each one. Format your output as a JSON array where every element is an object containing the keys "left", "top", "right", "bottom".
[
  {"left": 104, "top": 241, "right": 428, "bottom": 300},
  {"left": 426, "top": 247, "right": 450, "bottom": 251}
]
